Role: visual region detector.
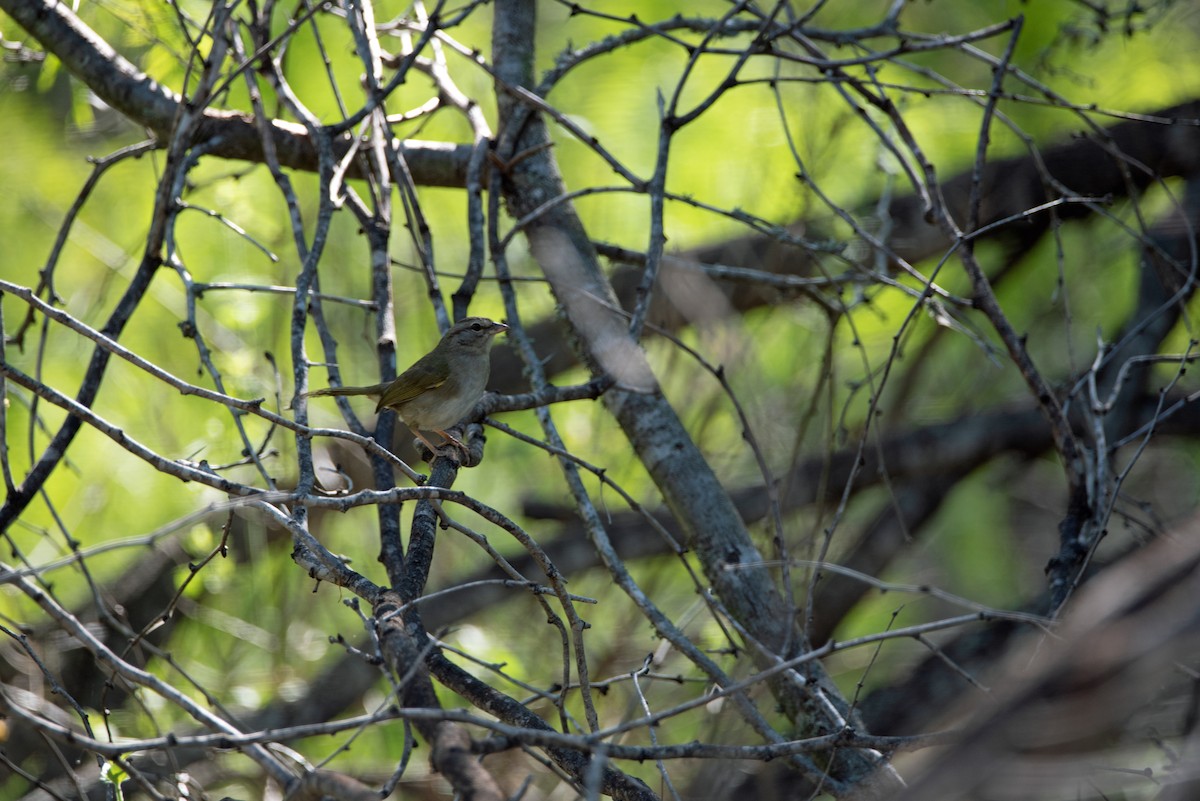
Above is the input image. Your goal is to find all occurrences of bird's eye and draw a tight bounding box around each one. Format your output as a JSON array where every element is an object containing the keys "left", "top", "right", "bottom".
[{"left": 471, "top": 322, "right": 483, "bottom": 331}]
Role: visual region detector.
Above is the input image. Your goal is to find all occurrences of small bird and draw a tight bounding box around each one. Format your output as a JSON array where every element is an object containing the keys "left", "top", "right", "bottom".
[{"left": 307, "top": 317, "right": 508, "bottom": 458}]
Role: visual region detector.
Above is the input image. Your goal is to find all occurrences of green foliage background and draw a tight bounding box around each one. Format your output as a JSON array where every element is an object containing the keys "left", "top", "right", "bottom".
[{"left": 3, "top": 0, "right": 1200, "bottom": 795}]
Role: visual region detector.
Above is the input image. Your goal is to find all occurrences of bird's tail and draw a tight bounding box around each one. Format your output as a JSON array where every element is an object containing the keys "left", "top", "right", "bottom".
[
  {"left": 288, "top": 383, "right": 386, "bottom": 410},
  {"left": 305, "top": 383, "right": 389, "bottom": 399}
]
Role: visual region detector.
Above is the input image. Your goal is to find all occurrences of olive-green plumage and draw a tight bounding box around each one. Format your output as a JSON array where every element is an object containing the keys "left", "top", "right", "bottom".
[{"left": 308, "top": 316, "right": 507, "bottom": 455}]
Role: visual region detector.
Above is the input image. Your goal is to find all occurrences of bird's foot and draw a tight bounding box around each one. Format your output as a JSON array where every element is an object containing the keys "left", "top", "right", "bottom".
[{"left": 412, "top": 428, "right": 476, "bottom": 466}]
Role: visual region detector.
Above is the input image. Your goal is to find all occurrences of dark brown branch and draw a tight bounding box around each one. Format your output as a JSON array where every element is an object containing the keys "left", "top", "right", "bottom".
[
  {"left": 0, "top": 0, "right": 472, "bottom": 186},
  {"left": 486, "top": 100, "right": 1200, "bottom": 394}
]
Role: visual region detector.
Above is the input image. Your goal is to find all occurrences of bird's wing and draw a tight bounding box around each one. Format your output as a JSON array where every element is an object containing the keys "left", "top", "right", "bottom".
[{"left": 376, "top": 358, "right": 446, "bottom": 411}]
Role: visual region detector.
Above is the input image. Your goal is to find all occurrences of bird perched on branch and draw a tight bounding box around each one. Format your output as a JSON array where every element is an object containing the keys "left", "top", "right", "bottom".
[{"left": 306, "top": 317, "right": 508, "bottom": 458}]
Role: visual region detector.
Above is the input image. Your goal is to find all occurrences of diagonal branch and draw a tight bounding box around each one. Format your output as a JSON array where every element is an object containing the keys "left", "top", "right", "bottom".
[
  {"left": 489, "top": 0, "right": 901, "bottom": 794},
  {"left": 0, "top": 0, "right": 472, "bottom": 186}
]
